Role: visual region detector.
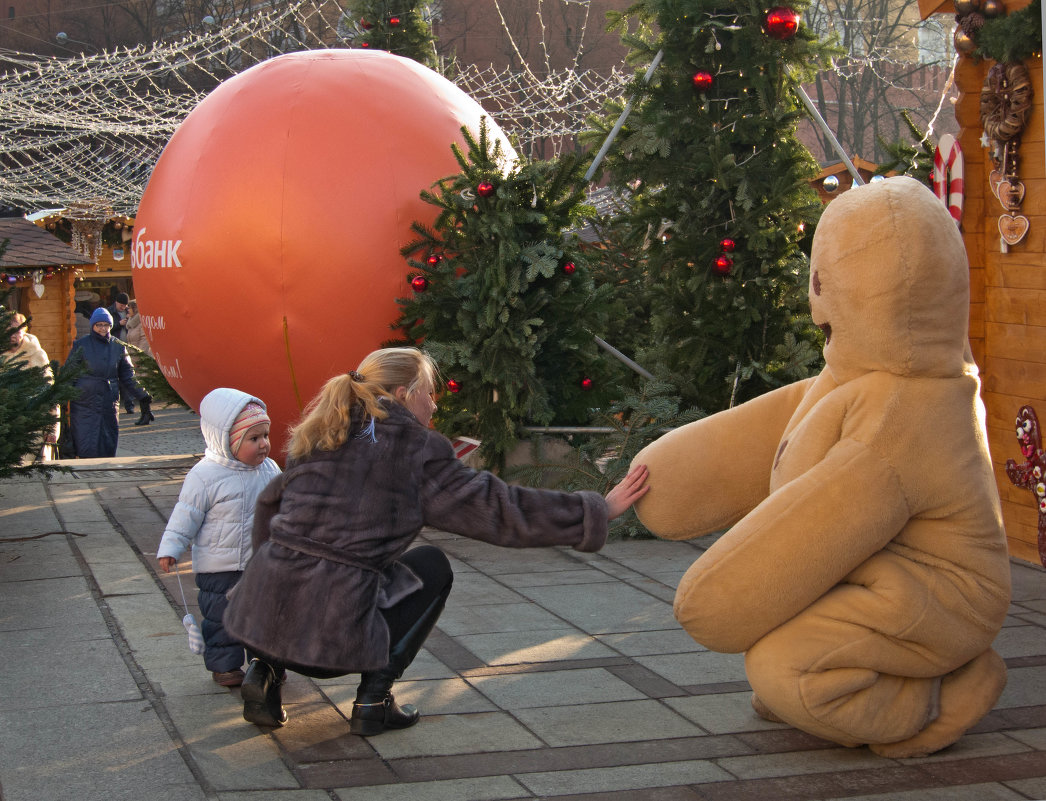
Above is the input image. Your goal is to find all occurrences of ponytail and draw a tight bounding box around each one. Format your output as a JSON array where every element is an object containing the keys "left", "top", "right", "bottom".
[{"left": 285, "top": 347, "right": 437, "bottom": 460}]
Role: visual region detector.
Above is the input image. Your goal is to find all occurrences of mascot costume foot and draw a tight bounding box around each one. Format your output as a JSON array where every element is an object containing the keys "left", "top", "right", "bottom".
[{"left": 634, "top": 176, "right": 1011, "bottom": 757}]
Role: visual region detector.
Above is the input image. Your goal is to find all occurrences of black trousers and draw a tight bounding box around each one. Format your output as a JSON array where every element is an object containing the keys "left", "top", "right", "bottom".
[
  {"left": 381, "top": 545, "right": 454, "bottom": 646},
  {"left": 259, "top": 544, "right": 454, "bottom": 680}
]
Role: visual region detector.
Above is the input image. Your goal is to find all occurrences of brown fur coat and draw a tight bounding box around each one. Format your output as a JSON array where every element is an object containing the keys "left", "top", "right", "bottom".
[{"left": 224, "top": 401, "right": 608, "bottom": 674}]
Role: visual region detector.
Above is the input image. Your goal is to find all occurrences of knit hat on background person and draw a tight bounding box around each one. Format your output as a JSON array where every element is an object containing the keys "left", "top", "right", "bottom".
[
  {"left": 115, "top": 292, "right": 130, "bottom": 304},
  {"left": 90, "top": 307, "right": 114, "bottom": 326},
  {"left": 229, "top": 402, "right": 270, "bottom": 455}
]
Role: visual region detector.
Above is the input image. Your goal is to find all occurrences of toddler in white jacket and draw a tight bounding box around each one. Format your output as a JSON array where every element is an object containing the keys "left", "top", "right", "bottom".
[{"left": 157, "top": 388, "right": 282, "bottom": 686}]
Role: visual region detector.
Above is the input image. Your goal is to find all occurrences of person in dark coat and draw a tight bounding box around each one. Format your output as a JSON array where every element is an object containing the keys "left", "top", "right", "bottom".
[
  {"left": 105, "top": 292, "right": 134, "bottom": 413},
  {"left": 223, "top": 347, "right": 649, "bottom": 733},
  {"left": 106, "top": 291, "right": 130, "bottom": 340},
  {"left": 63, "top": 307, "right": 152, "bottom": 458}
]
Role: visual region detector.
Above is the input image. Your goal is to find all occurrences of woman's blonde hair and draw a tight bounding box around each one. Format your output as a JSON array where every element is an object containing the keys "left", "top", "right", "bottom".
[{"left": 286, "top": 347, "right": 438, "bottom": 460}]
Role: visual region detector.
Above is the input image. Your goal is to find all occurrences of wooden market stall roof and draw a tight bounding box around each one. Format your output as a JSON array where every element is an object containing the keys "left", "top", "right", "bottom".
[
  {"left": 0, "top": 217, "right": 94, "bottom": 268},
  {"left": 917, "top": 0, "right": 955, "bottom": 17},
  {"left": 812, "top": 157, "right": 887, "bottom": 203}
]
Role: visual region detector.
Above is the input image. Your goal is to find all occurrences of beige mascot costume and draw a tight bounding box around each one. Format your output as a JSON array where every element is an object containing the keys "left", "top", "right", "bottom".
[{"left": 633, "top": 176, "right": 1011, "bottom": 757}]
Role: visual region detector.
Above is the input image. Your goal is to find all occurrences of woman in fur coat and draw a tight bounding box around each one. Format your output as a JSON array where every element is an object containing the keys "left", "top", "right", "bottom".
[{"left": 224, "top": 347, "right": 649, "bottom": 733}]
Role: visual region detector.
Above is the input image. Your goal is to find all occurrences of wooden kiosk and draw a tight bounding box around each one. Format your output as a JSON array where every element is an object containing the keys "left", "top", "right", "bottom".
[
  {"left": 0, "top": 216, "right": 95, "bottom": 363},
  {"left": 919, "top": 0, "right": 1045, "bottom": 562}
]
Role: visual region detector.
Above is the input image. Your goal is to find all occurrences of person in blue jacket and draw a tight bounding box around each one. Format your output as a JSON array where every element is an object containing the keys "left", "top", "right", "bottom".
[{"left": 63, "top": 307, "right": 152, "bottom": 458}]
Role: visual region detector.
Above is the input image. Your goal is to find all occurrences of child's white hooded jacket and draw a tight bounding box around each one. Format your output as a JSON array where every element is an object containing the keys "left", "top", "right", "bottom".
[{"left": 157, "top": 388, "right": 281, "bottom": 573}]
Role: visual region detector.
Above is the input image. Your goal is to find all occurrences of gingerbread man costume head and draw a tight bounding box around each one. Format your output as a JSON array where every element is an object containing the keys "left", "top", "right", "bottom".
[{"left": 634, "top": 176, "right": 1011, "bottom": 757}]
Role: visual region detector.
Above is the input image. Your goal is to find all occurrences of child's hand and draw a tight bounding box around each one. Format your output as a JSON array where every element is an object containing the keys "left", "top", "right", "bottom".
[
  {"left": 604, "top": 464, "right": 650, "bottom": 520},
  {"left": 158, "top": 556, "right": 176, "bottom": 573}
]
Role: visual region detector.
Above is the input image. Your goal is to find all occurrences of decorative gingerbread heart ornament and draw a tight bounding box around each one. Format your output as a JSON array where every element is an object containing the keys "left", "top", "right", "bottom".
[
  {"left": 989, "top": 169, "right": 1004, "bottom": 199},
  {"left": 999, "top": 213, "right": 1030, "bottom": 245},
  {"left": 997, "top": 179, "right": 1026, "bottom": 210}
]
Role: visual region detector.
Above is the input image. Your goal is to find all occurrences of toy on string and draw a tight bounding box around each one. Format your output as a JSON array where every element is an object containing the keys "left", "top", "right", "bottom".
[
  {"left": 980, "top": 61, "right": 1033, "bottom": 252},
  {"left": 1005, "top": 405, "right": 1046, "bottom": 568},
  {"left": 175, "top": 567, "right": 205, "bottom": 655}
]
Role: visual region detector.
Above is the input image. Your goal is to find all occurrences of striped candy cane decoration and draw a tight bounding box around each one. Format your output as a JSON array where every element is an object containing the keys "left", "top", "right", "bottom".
[{"left": 932, "top": 133, "right": 964, "bottom": 226}]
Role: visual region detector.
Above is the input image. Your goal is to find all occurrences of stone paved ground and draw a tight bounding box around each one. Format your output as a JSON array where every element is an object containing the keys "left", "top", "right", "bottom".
[{"left": 3, "top": 406, "right": 1046, "bottom": 800}]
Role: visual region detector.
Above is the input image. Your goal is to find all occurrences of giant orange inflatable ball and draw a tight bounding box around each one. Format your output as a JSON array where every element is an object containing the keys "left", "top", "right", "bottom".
[{"left": 132, "top": 50, "right": 516, "bottom": 459}]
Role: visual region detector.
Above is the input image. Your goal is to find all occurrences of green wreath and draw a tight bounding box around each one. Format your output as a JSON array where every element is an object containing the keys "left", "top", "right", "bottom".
[{"left": 974, "top": 0, "right": 1042, "bottom": 63}]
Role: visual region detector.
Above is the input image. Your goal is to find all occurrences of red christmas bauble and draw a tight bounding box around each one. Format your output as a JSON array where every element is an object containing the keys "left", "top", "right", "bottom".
[
  {"left": 411, "top": 274, "right": 429, "bottom": 292},
  {"left": 360, "top": 41, "right": 371, "bottom": 48},
  {"left": 581, "top": 377, "right": 594, "bottom": 390},
  {"left": 446, "top": 379, "right": 461, "bottom": 393},
  {"left": 719, "top": 237, "right": 736, "bottom": 252},
  {"left": 562, "top": 261, "right": 576, "bottom": 274},
  {"left": 714, "top": 255, "right": 734, "bottom": 275},
  {"left": 477, "top": 181, "right": 495, "bottom": 197},
  {"left": 359, "top": 18, "right": 372, "bottom": 29},
  {"left": 765, "top": 7, "right": 801, "bottom": 39},
  {"left": 692, "top": 71, "right": 713, "bottom": 91},
  {"left": 426, "top": 253, "right": 442, "bottom": 265},
  {"left": 389, "top": 16, "right": 401, "bottom": 26}
]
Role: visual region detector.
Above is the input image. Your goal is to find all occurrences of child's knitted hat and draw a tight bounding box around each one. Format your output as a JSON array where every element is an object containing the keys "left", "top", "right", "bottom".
[{"left": 229, "top": 402, "right": 269, "bottom": 455}]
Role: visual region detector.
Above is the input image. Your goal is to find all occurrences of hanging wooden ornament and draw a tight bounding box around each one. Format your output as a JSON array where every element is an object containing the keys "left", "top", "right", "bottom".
[
  {"left": 980, "top": 62, "right": 1032, "bottom": 143},
  {"left": 999, "top": 213, "right": 1030, "bottom": 246},
  {"left": 980, "top": 62, "right": 1033, "bottom": 252}
]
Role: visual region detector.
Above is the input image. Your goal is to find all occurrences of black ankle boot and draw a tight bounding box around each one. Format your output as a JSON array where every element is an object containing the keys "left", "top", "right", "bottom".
[
  {"left": 241, "top": 659, "right": 287, "bottom": 727},
  {"left": 350, "top": 688, "right": 419, "bottom": 735},
  {"left": 349, "top": 584, "right": 450, "bottom": 736}
]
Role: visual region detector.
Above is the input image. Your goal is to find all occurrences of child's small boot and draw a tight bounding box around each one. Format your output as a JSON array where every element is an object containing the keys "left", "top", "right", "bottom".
[
  {"left": 241, "top": 658, "right": 287, "bottom": 727},
  {"left": 350, "top": 589, "right": 448, "bottom": 736}
]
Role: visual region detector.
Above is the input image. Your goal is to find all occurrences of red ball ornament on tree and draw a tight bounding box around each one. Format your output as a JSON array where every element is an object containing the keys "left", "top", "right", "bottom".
[
  {"left": 360, "top": 41, "right": 371, "bottom": 48},
  {"left": 388, "top": 16, "right": 401, "bottom": 26},
  {"left": 477, "top": 181, "right": 495, "bottom": 198},
  {"left": 426, "top": 253, "right": 443, "bottom": 266},
  {"left": 446, "top": 379, "right": 461, "bottom": 393},
  {"left": 581, "top": 377, "right": 594, "bottom": 391},
  {"left": 692, "top": 71, "right": 713, "bottom": 91},
  {"left": 765, "top": 7, "right": 801, "bottom": 40},
  {"left": 359, "top": 18, "right": 372, "bottom": 29},
  {"left": 719, "top": 237, "right": 737, "bottom": 252},
  {"left": 714, "top": 255, "right": 734, "bottom": 275},
  {"left": 410, "top": 274, "right": 429, "bottom": 292},
  {"left": 562, "top": 261, "right": 576, "bottom": 274}
]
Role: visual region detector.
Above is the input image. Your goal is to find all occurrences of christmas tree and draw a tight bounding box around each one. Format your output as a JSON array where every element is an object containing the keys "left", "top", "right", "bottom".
[
  {"left": 343, "top": 0, "right": 439, "bottom": 70},
  {"left": 584, "top": 0, "right": 834, "bottom": 411},
  {"left": 0, "top": 291, "right": 80, "bottom": 477},
  {"left": 394, "top": 121, "right": 625, "bottom": 469},
  {"left": 876, "top": 110, "right": 935, "bottom": 186}
]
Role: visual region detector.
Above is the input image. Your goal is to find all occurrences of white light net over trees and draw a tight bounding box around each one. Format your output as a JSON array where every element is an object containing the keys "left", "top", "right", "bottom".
[
  {"left": 0, "top": 0, "right": 958, "bottom": 216},
  {"left": 0, "top": 0, "right": 631, "bottom": 214}
]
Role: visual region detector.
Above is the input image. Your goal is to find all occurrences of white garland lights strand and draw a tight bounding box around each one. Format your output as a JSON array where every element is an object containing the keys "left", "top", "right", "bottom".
[
  {"left": 0, "top": 0, "right": 957, "bottom": 216},
  {"left": 0, "top": 0, "right": 629, "bottom": 215}
]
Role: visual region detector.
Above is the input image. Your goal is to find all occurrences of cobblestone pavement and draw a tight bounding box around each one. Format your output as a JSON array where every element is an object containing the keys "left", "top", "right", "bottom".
[
  {"left": 115, "top": 403, "right": 205, "bottom": 457},
  {"left": 3, "top": 405, "right": 1046, "bottom": 800}
]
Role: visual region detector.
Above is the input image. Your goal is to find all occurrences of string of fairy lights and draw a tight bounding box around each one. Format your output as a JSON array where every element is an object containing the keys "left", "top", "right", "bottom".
[
  {"left": 0, "top": 0, "right": 629, "bottom": 216},
  {"left": 0, "top": 0, "right": 957, "bottom": 219}
]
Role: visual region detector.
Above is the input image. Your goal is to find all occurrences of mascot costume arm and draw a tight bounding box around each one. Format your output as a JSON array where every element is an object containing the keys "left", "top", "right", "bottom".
[
  {"left": 632, "top": 377, "right": 815, "bottom": 539},
  {"left": 668, "top": 436, "right": 910, "bottom": 653}
]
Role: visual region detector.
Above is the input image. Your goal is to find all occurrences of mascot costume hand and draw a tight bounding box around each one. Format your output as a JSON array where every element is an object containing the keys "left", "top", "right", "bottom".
[{"left": 633, "top": 176, "right": 1011, "bottom": 758}]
